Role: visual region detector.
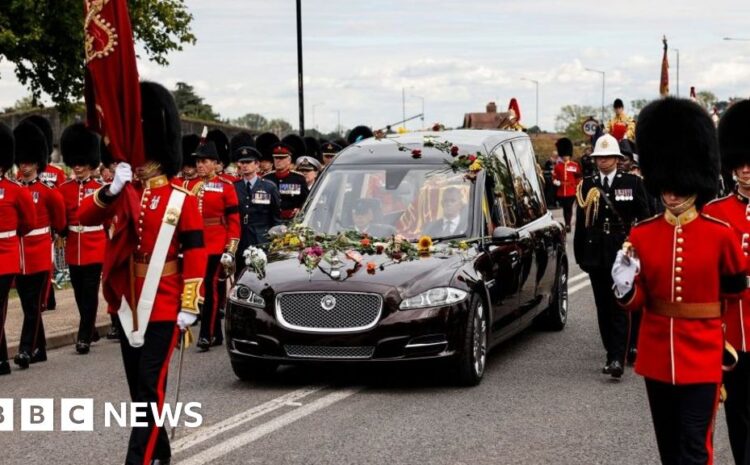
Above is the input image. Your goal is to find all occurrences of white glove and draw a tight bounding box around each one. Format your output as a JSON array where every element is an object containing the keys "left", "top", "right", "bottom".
[
  {"left": 611, "top": 250, "right": 640, "bottom": 298},
  {"left": 220, "top": 252, "right": 235, "bottom": 268},
  {"left": 176, "top": 311, "right": 198, "bottom": 330},
  {"left": 553, "top": 179, "right": 561, "bottom": 186},
  {"left": 110, "top": 162, "right": 132, "bottom": 195}
]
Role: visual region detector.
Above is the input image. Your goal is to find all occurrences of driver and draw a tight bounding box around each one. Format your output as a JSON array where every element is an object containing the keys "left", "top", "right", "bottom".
[
  {"left": 424, "top": 187, "right": 468, "bottom": 237},
  {"left": 351, "top": 199, "right": 394, "bottom": 237}
]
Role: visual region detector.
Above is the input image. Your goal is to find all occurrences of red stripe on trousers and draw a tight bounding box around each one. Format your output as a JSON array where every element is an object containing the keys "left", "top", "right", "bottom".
[
  {"left": 705, "top": 384, "right": 722, "bottom": 465},
  {"left": 208, "top": 261, "right": 222, "bottom": 336},
  {"left": 142, "top": 327, "right": 179, "bottom": 465}
]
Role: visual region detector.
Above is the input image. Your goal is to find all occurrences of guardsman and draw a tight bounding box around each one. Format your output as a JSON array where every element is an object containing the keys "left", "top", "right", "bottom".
[
  {"left": 552, "top": 137, "right": 581, "bottom": 232},
  {"left": 612, "top": 97, "right": 747, "bottom": 465},
  {"left": 255, "top": 132, "right": 279, "bottom": 176},
  {"left": 321, "top": 141, "right": 341, "bottom": 167},
  {"left": 192, "top": 139, "right": 241, "bottom": 351},
  {"left": 347, "top": 125, "right": 374, "bottom": 145},
  {"left": 79, "top": 82, "right": 207, "bottom": 465},
  {"left": 208, "top": 129, "right": 238, "bottom": 182},
  {"left": 233, "top": 144, "right": 281, "bottom": 259},
  {"left": 13, "top": 120, "right": 66, "bottom": 369},
  {"left": 263, "top": 142, "right": 309, "bottom": 221},
  {"left": 0, "top": 123, "right": 36, "bottom": 375},
  {"left": 296, "top": 155, "right": 322, "bottom": 190},
  {"left": 607, "top": 98, "right": 637, "bottom": 142},
  {"left": 59, "top": 123, "right": 106, "bottom": 355},
  {"left": 703, "top": 99, "right": 750, "bottom": 465},
  {"left": 173, "top": 133, "right": 201, "bottom": 191},
  {"left": 304, "top": 136, "right": 322, "bottom": 161},
  {"left": 574, "top": 134, "right": 650, "bottom": 378}
]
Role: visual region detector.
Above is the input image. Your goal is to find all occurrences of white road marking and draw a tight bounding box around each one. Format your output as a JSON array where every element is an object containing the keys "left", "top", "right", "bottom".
[
  {"left": 172, "top": 386, "right": 324, "bottom": 453},
  {"left": 569, "top": 280, "right": 591, "bottom": 295},
  {"left": 569, "top": 272, "right": 589, "bottom": 284},
  {"left": 177, "top": 388, "right": 362, "bottom": 465}
]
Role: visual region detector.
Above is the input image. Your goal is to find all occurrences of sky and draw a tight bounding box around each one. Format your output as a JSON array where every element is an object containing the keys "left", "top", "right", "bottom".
[{"left": 2, "top": 0, "right": 750, "bottom": 132}]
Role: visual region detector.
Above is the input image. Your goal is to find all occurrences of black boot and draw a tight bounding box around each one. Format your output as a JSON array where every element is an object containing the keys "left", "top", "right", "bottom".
[
  {"left": 75, "top": 341, "right": 90, "bottom": 355},
  {"left": 13, "top": 351, "right": 30, "bottom": 369},
  {"left": 0, "top": 360, "right": 10, "bottom": 375},
  {"left": 106, "top": 325, "right": 120, "bottom": 340},
  {"left": 196, "top": 338, "right": 211, "bottom": 352},
  {"left": 30, "top": 348, "right": 47, "bottom": 364}
]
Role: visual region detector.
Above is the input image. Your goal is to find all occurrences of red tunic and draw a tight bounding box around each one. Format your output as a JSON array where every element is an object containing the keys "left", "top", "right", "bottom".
[
  {"left": 218, "top": 172, "right": 239, "bottom": 183},
  {"left": 0, "top": 178, "right": 36, "bottom": 275},
  {"left": 78, "top": 175, "right": 207, "bottom": 322},
  {"left": 552, "top": 160, "right": 581, "bottom": 198},
  {"left": 703, "top": 193, "right": 750, "bottom": 352},
  {"left": 19, "top": 179, "right": 66, "bottom": 275},
  {"left": 18, "top": 164, "right": 67, "bottom": 188},
  {"left": 59, "top": 178, "right": 106, "bottom": 266},
  {"left": 194, "top": 175, "right": 240, "bottom": 256},
  {"left": 620, "top": 209, "right": 746, "bottom": 384}
]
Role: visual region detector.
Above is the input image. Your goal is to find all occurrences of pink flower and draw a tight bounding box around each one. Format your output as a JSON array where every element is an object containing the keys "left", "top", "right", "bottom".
[
  {"left": 411, "top": 149, "right": 422, "bottom": 159},
  {"left": 310, "top": 246, "right": 324, "bottom": 257}
]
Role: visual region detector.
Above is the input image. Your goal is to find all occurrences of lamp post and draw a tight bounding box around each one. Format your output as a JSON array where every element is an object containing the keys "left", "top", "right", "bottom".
[
  {"left": 521, "top": 77, "right": 539, "bottom": 128},
  {"left": 673, "top": 48, "right": 680, "bottom": 97},
  {"left": 295, "top": 0, "right": 304, "bottom": 136},
  {"left": 585, "top": 67, "right": 606, "bottom": 124},
  {"left": 311, "top": 102, "right": 324, "bottom": 132},
  {"left": 412, "top": 95, "right": 425, "bottom": 127}
]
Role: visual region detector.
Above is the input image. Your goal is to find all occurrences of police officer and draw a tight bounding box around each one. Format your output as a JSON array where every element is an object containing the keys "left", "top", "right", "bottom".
[
  {"left": 613, "top": 97, "right": 746, "bottom": 465},
  {"left": 574, "top": 133, "right": 650, "bottom": 378},
  {"left": 0, "top": 123, "right": 36, "bottom": 375},
  {"left": 234, "top": 145, "right": 281, "bottom": 259},
  {"left": 263, "top": 142, "right": 309, "bottom": 221},
  {"left": 59, "top": 123, "right": 106, "bottom": 355}
]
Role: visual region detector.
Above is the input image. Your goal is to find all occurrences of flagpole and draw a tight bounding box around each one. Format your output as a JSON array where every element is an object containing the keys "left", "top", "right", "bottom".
[{"left": 296, "top": 0, "right": 305, "bottom": 136}]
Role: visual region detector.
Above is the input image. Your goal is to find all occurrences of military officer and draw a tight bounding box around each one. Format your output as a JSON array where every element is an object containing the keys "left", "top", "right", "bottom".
[
  {"left": 233, "top": 144, "right": 281, "bottom": 259},
  {"left": 59, "top": 123, "right": 106, "bottom": 355},
  {"left": 321, "top": 141, "right": 342, "bottom": 167},
  {"left": 191, "top": 140, "right": 241, "bottom": 351},
  {"left": 17, "top": 115, "right": 67, "bottom": 188},
  {"left": 208, "top": 129, "right": 238, "bottom": 182},
  {"left": 607, "top": 98, "right": 637, "bottom": 142},
  {"left": 296, "top": 155, "right": 322, "bottom": 190},
  {"left": 79, "top": 81, "right": 207, "bottom": 465},
  {"left": 173, "top": 133, "right": 201, "bottom": 191},
  {"left": 13, "top": 120, "right": 66, "bottom": 369},
  {"left": 255, "top": 132, "right": 279, "bottom": 176},
  {"left": 703, "top": 99, "right": 750, "bottom": 465},
  {"left": 0, "top": 123, "right": 36, "bottom": 375},
  {"left": 263, "top": 143, "right": 309, "bottom": 221},
  {"left": 613, "top": 97, "right": 747, "bottom": 465},
  {"left": 574, "top": 133, "right": 650, "bottom": 378}
]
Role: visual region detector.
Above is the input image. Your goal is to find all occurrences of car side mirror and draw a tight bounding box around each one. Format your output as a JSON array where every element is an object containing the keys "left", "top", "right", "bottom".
[{"left": 492, "top": 226, "right": 519, "bottom": 244}]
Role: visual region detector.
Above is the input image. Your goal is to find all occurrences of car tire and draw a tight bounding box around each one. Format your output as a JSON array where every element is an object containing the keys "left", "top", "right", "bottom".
[
  {"left": 538, "top": 257, "right": 568, "bottom": 331},
  {"left": 231, "top": 359, "right": 278, "bottom": 381},
  {"left": 452, "top": 296, "right": 488, "bottom": 387}
]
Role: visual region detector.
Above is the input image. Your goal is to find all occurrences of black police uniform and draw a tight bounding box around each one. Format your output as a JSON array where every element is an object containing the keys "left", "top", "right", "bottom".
[
  {"left": 235, "top": 177, "right": 282, "bottom": 252},
  {"left": 573, "top": 170, "right": 650, "bottom": 372},
  {"left": 263, "top": 170, "right": 309, "bottom": 221}
]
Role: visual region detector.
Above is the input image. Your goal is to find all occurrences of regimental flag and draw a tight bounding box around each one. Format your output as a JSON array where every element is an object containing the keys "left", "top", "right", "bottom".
[{"left": 659, "top": 36, "right": 670, "bottom": 97}]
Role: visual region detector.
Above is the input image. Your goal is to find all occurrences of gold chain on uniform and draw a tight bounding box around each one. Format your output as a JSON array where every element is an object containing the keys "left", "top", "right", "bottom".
[{"left": 576, "top": 181, "right": 601, "bottom": 228}]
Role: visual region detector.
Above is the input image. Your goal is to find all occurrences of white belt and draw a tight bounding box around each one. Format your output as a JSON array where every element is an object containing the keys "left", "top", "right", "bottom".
[
  {"left": 0, "top": 230, "right": 16, "bottom": 239},
  {"left": 69, "top": 225, "right": 104, "bottom": 233},
  {"left": 25, "top": 227, "right": 50, "bottom": 237}
]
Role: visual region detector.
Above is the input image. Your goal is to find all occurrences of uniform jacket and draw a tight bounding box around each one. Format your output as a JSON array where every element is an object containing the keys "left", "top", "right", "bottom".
[
  {"left": 18, "top": 164, "right": 66, "bottom": 188},
  {"left": 79, "top": 175, "right": 207, "bottom": 322},
  {"left": 59, "top": 178, "right": 106, "bottom": 266},
  {"left": 552, "top": 160, "right": 582, "bottom": 198},
  {"left": 234, "top": 176, "right": 282, "bottom": 249},
  {"left": 607, "top": 113, "right": 636, "bottom": 141},
  {"left": 171, "top": 176, "right": 201, "bottom": 193},
  {"left": 263, "top": 170, "right": 310, "bottom": 219},
  {"left": 619, "top": 208, "right": 746, "bottom": 384},
  {"left": 194, "top": 175, "right": 240, "bottom": 256},
  {"left": 19, "top": 178, "right": 65, "bottom": 275},
  {"left": 0, "top": 177, "right": 36, "bottom": 275}
]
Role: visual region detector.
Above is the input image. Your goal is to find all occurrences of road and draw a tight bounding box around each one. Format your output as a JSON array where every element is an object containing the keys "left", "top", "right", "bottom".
[{"left": 0, "top": 234, "right": 735, "bottom": 465}]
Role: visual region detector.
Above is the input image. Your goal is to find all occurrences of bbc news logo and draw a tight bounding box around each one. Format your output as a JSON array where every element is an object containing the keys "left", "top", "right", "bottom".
[{"left": 0, "top": 399, "right": 202, "bottom": 432}]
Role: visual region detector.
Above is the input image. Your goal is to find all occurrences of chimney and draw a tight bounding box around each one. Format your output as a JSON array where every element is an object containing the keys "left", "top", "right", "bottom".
[{"left": 486, "top": 101, "right": 497, "bottom": 113}]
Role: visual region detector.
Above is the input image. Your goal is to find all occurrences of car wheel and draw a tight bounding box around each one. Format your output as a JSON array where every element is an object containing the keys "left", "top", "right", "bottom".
[
  {"left": 231, "top": 359, "right": 278, "bottom": 381},
  {"left": 538, "top": 257, "right": 568, "bottom": 331},
  {"left": 453, "top": 296, "right": 488, "bottom": 386}
]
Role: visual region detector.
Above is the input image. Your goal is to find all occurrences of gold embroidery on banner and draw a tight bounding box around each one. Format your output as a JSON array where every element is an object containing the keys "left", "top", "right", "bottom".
[{"left": 84, "top": 0, "right": 119, "bottom": 63}]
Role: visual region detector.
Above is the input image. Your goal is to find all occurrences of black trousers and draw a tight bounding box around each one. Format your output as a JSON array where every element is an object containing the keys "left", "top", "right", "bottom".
[
  {"left": 69, "top": 263, "right": 102, "bottom": 343},
  {"left": 199, "top": 255, "right": 223, "bottom": 342},
  {"left": 725, "top": 352, "right": 750, "bottom": 465},
  {"left": 589, "top": 270, "right": 629, "bottom": 364},
  {"left": 117, "top": 320, "right": 178, "bottom": 465},
  {"left": 645, "top": 379, "right": 720, "bottom": 465},
  {"left": 16, "top": 272, "right": 48, "bottom": 354},
  {"left": 559, "top": 196, "right": 575, "bottom": 227},
  {"left": 0, "top": 274, "right": 15, "bottom": 362}
]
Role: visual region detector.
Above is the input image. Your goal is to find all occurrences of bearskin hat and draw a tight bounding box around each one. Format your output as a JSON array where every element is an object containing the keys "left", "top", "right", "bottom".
[
  {"left": 207, "top": 129, "right": 230, "bottom": 166},
  {"left": 718, "top": 99, "right": 750, "bottom": 173},
  {"left": 347, "top": 125, "right": 373, "bottom": 145},
  {"left": 100, "top": 139, "right": 114, "bottom": 168},
  {"left": 555, "top": 137, "right": 573, "bottom": 157},
  {"left": 0, "top": 123, "right": 14, "bottom": 173},
  {"left": 20, "top": 115, "right": 53, "bottom": 159},
  {"left": 255, "top": 132, "right": 279, "bottom": 163},
  {"left": 636, "top": 97, "right": 719, "bottom": 208},
  {"left": 230, "top": 131, "right": 255, "bottom": 161},
  {"left": 14, "top": 120, "right": 48, "bottom": 171},
  {"left": 334, "top": 137, "right": 349, "bottom": 149},
  {"left": 280, "top": 133, "right": 306, "bottom": 162},
  {"left": 303, "top": 136, "right": 322, "bottom": 162},
  {"left": 60, "top": 123, "right": 100, "bottom": 169},
  {"left": 140, "top": 81, "right": 181, "bottom": 177},
  {"left": 182, "top": 134, "right": 200, "bottom": 168}
]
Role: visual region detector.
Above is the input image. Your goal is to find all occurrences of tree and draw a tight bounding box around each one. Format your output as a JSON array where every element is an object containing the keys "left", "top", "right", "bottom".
[
  {"left": 630, "top": 99, "right": 649, "bottom": 118},
  {"left": 232, "top": 113, "right": 268, "bottom": 131},
  {"left": 696, "top": 91, "right": 718, "bottom": 110},
  {"left": 3, "top": 95, "right": 42, "bottom": 114},
  {"left": 554, "top": 104, "right": 608, "bottom": 141},
  {"left": 172, "top": 82, "right": 219, "bottom": 121},
  {"left": 266, "top": 118, "right": 293, "bottom": 136},
  {"left": 0, "top": 0, "right": 195, "bottom": 114}
]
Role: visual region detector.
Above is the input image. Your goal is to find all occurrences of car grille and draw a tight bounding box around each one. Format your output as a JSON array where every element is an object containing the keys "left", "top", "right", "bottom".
[
  {"left": 276, "top": 292, "right": 382, "bottom": 333},
  {"left": 284, "top": 345, "right": 375, "bottom": 359}
]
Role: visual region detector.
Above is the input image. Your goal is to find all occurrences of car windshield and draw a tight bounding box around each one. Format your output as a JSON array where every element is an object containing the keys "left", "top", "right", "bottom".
[{"left": 302, "top": 166, "right": 474, "bottom": 241}]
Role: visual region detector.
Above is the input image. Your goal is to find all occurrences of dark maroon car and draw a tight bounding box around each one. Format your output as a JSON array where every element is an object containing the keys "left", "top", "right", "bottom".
[{"left": 226, "top": 130, "right": 568, "bottom": 385}]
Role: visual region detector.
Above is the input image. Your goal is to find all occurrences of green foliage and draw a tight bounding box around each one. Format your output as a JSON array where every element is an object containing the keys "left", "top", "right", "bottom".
[
  {"left": 172, "top": 82, "right": 219, "bottom": 121},
  {"left": 0, "top": 0, "right": 195, "bottom": 114},
  {"left": 232, "top": 113, "right": 268, "bottom": 131},
  {"left": 554, "top": 104, "right": 610, "bottom": 142},
  {"left": 695, "top": 90, "right": 718, "bottom": 110},
  {"left": 266, "top": 118, "right": 293, "bottom": 135}
]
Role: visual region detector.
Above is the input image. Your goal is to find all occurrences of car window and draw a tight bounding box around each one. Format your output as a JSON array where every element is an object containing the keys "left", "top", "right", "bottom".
[
  {"left": 490, "top": 144, "right": 531, "bottom": 226},
  {"left": 510, "top": 139, "right": 547, "bottom": 220}
]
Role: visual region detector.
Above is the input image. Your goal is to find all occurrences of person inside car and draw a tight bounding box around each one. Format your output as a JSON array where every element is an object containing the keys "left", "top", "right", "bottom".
[
  {"left": 423, "top": 187, "right": 468, "bottom": 237},
  {"left": 351, "top": 198, "right": 395, "bottom": 237}
]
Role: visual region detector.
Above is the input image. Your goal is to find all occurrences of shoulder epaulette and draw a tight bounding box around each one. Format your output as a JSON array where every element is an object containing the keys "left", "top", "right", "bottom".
[
  {"left": 633, "top": 213, "right": 662, "bottom": 227},
  {"left": 290, "top": 170, "right": 305, "bottom": 176},
  {"left": 700, "top": 213, "right": 731, "bottom": 227}
]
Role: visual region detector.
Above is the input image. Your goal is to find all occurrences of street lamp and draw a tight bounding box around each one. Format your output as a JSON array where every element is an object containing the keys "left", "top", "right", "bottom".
[
  {"left": 673, "top": 49, "right": 680, "bottom": 97},
  {"left": 296, "top": 0, "right": 304, "bottom": 136},
  {"left": 520, "top": 77, "right": 539, "bottom": 128},
  {"left": 412, "top": 95, "right": 425, "bottom": 127},
  {"left": 585, "top": 67, "right": 606, "bottom": 125},
  {"left": 311, "top": 102, "right": 325, "bottom": 132}
]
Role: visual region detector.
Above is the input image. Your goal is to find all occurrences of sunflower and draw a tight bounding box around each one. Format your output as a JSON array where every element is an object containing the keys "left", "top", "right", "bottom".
[
  {"left": 469, "top": 160, "right": 482, "bottom": 172},
  {"left": 417, "top": 235, "right": 433, "bottom": 254}
]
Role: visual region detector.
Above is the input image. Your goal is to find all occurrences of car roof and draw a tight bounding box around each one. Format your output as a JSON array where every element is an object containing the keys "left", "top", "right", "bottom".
[{"left": 333, "top": 129, "right": 528, "bottom": 165}]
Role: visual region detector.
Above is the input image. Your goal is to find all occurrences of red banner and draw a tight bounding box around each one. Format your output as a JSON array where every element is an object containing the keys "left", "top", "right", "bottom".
[{"left": 659, "top": 36, "right": 670, "bottom": 97}]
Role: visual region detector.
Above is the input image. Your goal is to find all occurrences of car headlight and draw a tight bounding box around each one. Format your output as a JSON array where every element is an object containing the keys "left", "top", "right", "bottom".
[
  {"left": 229, "top": 284, "right": 266, "bottom": 308},
  {"left": 399, "top": 287, "right": 468, "bottom": 310}
]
